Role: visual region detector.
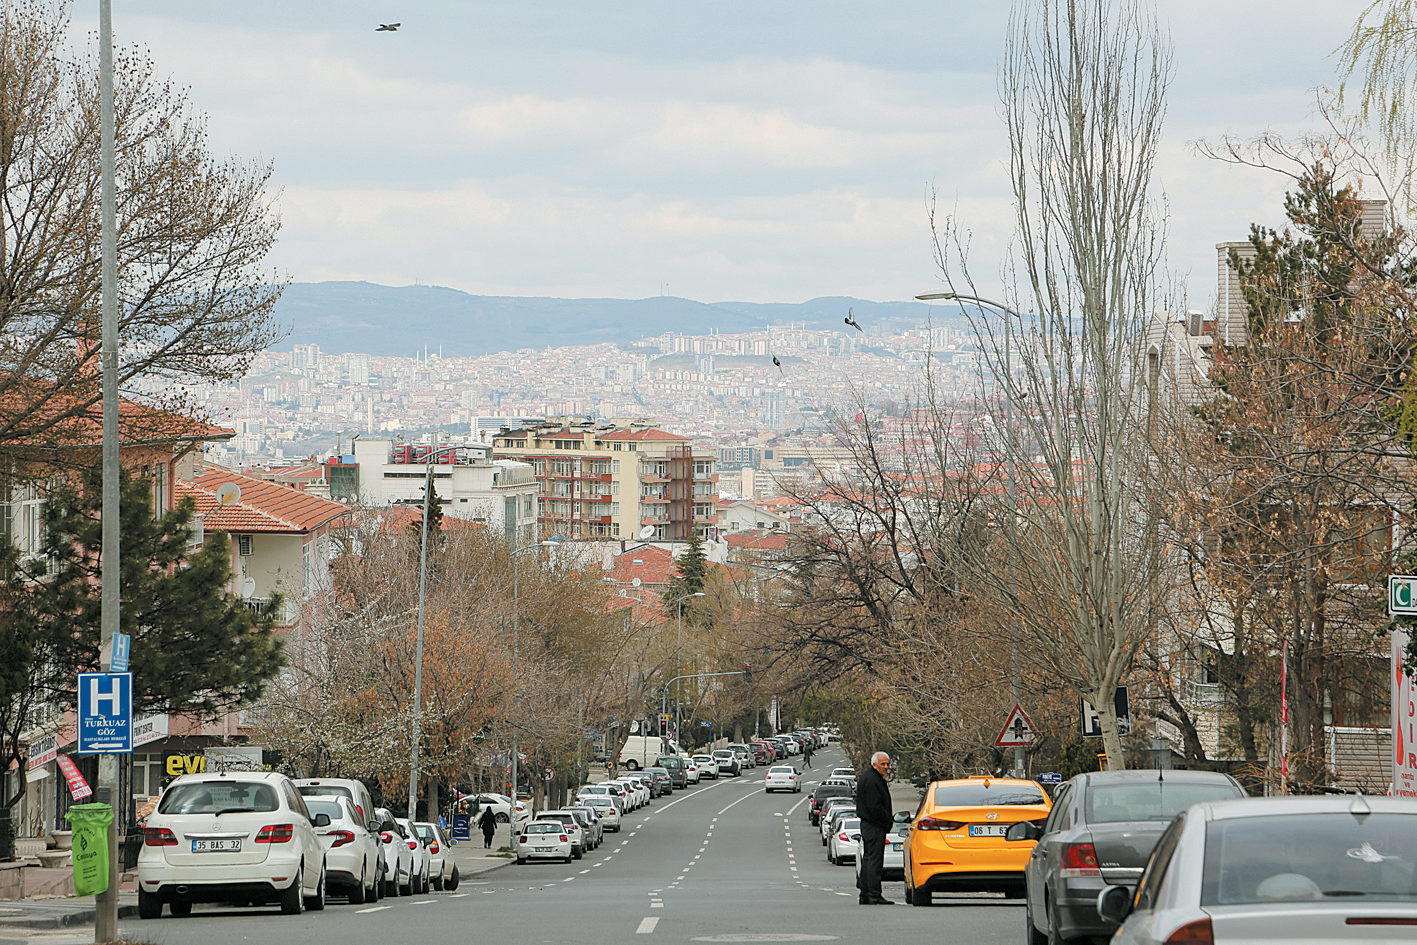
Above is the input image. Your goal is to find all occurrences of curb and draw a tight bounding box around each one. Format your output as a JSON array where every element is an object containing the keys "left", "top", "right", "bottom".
[{"left": 0, "top": 903, "right": 138, "bottom": 930}]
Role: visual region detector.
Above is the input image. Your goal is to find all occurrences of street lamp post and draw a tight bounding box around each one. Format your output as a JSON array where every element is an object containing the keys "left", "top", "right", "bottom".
[
  {"left": 672, "top": 592, "right": 705, "bottom": 747},
  {"left": 918, "top": 289, "right": 1027, "bottom": 778},
  {"left": 509, "top": 539, "right": 560, "bottom": 832}
]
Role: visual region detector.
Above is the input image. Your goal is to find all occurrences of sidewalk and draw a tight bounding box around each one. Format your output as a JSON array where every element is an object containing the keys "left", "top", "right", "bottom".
[{"left": 0, "top": 841, "right": 514, "bottom": 940}]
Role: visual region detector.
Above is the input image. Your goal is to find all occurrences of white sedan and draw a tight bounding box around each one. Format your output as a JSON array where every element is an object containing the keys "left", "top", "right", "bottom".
[
  {"left": 577, "top": 796, "right": 623, "bottom": 831},
  {"left": 692, "top": 755, "right": 720, "bottom": 779},
  {"left": 765, "top": 766, "right": 802, "bottom": 793}
]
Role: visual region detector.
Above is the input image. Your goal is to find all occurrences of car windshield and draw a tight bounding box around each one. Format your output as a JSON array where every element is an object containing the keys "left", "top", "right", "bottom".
[
  {"left": 159, "top": 781, "right": 280, "bottom": 815},
  {"left": 1087, "top": 781, "right": 1243, "bottom": 824},
  {"left": 1202, "top": 812, "right": 1417, "bottom": 905},
  {"left": 932, "top": 783, "right": 1046, "bottom": 807}
]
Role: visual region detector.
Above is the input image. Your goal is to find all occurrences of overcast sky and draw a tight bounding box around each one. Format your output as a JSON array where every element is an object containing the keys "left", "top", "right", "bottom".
[{"left": 73, "top": 0, "right": 1377, "bottom": 310}]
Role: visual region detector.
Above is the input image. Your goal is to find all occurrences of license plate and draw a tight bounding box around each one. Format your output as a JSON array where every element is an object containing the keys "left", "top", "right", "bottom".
[
  {"left": 192, "top": 838, "right": 242, "bottom": 853},
  {"left": 892, "top": 842, "right": 903, "bottom": 851},
  {"left": 968, "top": 824, "right": 1007, "bottom": 837}
]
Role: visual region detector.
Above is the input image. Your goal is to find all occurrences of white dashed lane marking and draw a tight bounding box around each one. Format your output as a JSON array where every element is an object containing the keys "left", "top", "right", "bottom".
[{"left": 637, "top": 917, "right": 659, "bottom": 933}]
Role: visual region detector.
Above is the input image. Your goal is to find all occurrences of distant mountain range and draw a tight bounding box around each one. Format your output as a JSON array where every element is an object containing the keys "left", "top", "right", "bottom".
[{"left": 270, "top": 281, "right": 963, "bottom": 357}]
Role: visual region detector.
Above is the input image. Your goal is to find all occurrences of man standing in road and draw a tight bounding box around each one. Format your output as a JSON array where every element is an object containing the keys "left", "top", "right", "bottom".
[
  {"left": 855, "top": 751, "right": 893, "bottom": 905},
  {"left": 802, "top": 739, "right": 814, "bottom": 768}
]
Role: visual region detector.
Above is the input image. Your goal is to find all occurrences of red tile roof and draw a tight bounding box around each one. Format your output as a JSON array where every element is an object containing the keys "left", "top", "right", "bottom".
[
  {"left": 597, "top": 428, "right": 688, "bottom": 442},
  {"left": 726, "top": 532, "right": 789, "bottom": 551},
  {"left": 179, "top": 464, "right": 348, "bottom": 534},
  {"left": 604, "top": 544, "right": 678, "bottom": 587}
]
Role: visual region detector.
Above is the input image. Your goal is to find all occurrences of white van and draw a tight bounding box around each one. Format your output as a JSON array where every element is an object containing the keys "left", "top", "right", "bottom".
[{"left": 619, "top": 735, "right": 685, "bottom": 770}]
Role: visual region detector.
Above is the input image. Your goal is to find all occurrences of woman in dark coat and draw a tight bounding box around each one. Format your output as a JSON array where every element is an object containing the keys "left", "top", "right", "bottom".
[{"left": 477, "top": 806, "right": 497, "bottom": 849}]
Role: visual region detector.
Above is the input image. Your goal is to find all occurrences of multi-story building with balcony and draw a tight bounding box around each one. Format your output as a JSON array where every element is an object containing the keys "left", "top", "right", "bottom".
[{"left": 491, "top": 417, "right": 718, "bottom": 541}]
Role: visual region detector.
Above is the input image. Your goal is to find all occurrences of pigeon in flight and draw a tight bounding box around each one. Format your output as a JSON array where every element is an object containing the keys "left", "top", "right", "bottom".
[
  {"left": 772, "top": 355, "right": 783, "bottom": 373},
  {"left": 844, "top": 307, "right": 862, "bottom": 332},
  {"left": 376, "top": 23, "right": 401, "bottom": 31}
]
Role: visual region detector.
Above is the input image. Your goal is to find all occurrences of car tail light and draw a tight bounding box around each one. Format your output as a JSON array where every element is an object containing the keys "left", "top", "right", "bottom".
[
  {"left": 429, "top": 841, "right": 439, "bottom": 854},
  {"left": 1059, "top": 842, "right": 1101, "bottom": 878},
  {"left": 406, "top": 839, "right": 418, "bottom": 850},
  {"left": 838, "top": 832, "right": 851, "bottom": 841},
  {"left": 328, "top": 830, "right": 354, "bottom": 847},
  {"left": 143, "top": 827, "right": 178, "bottom": 846},
  {"left": 560, "top": 835, "right": 568, "bottom": 842},
  {"left": 256, "top": 824, "right": 295, "bottom": 844},
  {"left": 1163, "top": 918, "right": 1214, "bottom": 944},
  {"left": 518, "top": 835, "right": 527, "bottom": 844},
  {"left": 916, "top": 817, "right": 964, "bottom": 831},
  {"left": 380, "top": 831, "right": 393, "bottom": 844}
]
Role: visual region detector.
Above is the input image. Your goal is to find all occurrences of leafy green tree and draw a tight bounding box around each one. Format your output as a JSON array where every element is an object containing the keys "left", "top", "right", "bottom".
[{"left": 0, "top": 466, "right": 285, "bottom": 806}]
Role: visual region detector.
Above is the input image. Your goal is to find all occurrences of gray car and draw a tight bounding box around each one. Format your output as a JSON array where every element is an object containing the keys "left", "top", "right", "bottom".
[
  {"left": 1098, "top": 794, "right": 1417, "bottom": 944},
  {"left": 1008, "top": 769, "right": 1246, "bottom": 944}
]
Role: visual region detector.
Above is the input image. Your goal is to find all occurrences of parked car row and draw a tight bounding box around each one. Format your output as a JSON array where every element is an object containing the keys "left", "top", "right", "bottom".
[{"left": 136, "top": 772, "right": 459, "bottom": 920}]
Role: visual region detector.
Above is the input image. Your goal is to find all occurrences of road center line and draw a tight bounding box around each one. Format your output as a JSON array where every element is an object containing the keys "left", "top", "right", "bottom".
[{"left": 637, "top": 917, "right": 659, "bottom": 934}]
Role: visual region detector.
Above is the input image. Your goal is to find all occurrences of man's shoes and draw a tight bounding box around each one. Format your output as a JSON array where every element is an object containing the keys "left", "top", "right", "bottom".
[
  {"left": 858, "top": 898, "right": 871, "bottom": 905},
  {"left": 868, "top": 897, "right": 895, "bottom": 905}
]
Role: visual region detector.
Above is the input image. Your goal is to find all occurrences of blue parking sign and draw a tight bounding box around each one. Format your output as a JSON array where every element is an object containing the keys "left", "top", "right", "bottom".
[{"left": 77, "top": 672, "right": 132, "bottom": 753}]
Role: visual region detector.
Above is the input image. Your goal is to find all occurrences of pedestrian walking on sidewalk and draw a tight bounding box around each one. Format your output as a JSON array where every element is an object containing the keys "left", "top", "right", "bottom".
[
  {"left": 478, "top": 807, "right": 497, "bottom": 849},
  {"left": 855, "top": 751, "right": 894, "bottom": 905}
]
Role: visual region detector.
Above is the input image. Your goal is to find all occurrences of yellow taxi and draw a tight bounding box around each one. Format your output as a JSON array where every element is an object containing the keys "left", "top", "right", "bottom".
[{"left": 903, "top": 775, "right": 1051, "bottom": 906}]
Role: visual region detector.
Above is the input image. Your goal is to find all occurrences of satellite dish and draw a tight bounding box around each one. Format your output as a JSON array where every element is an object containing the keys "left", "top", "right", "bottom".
[
  {"left": 215, "top": 483, "right": 241, "bottom": 506},
  {"left": 240, "top": 576, "right": 256, "bottom": 598},
  {"left": 632, "top": 577, "right": 642, "bottom": 587},
  {"left": 638, "top": 525, "right": 655, "bottom": 540}
]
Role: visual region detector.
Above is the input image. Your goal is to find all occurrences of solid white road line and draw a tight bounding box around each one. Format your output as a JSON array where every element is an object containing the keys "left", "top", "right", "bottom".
[
  {"left": 637, "top": 917, "right": 659, "bottom": 934},
  {"left": 355, "top": 906, "right": 393, "bottom": 914}
]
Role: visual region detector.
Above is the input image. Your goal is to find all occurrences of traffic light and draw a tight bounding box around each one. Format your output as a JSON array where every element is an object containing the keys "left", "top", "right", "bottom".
[
  {"left": 659, "top": 715, "right": 669, "bottom": 737},
  {"left": 743, "top": 663, "right": 752, "bottom": 683}
]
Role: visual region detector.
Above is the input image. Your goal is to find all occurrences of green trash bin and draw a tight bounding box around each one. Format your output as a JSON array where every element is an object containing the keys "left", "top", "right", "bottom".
[{"left": 64, "top": 804, "right": 114, "bottom": 897}]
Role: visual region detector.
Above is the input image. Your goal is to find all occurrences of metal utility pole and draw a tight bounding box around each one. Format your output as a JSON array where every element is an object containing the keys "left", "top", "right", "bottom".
[
  {"left": 509, "top": 540, "right": 558, "bottom": 837},
  {"left": 672, "top": 593, "right": 704, "bottom": 746},
  {"left": 96, "top": 1, "right": 120, "bottom": 940},
  {"left": 407, "top": 433, "right": 438, "bottom": 821}
]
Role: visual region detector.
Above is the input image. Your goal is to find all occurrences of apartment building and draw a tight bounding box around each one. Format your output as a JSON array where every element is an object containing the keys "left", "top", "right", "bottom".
[{"left": 492, "top": 417, "right": 718, "bottom": 541}]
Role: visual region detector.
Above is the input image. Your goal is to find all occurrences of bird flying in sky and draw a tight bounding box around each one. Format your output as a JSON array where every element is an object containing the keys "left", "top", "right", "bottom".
[
  {"left": 844, "top": 307, "right": 862, "bottom": 332},
  {"left": 376, "top": 23, "right": 401, "bottom": 31}
]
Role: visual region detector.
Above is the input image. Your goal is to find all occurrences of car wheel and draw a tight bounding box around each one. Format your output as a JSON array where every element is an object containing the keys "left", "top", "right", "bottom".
[
  {"left": 169, "top": 900, "right": 192, "bottom": 917},
  {"left": 495, "top": 812, "right": 509, "bottom": 823},
  {"left": 625, "top": 760, "right": 639, "bottom": 770},
  {"left": 1047, "top": 899, "right": 1079, "bottom": 945},
  {"left": 445, "top": 865, "right": 460, "bottom": 891},
  {"left": 433, "top": 871, "right": 444, "bottom": 892},
  {"left": 828, "top": 852, "right": 838, "bottom": 866},
  {"left": 280, "top": 868, "right": 305, "bottom": 915},
  {"left": 516, "top": 856, "right": 527, "bottom": 864},
  {"left": 1025, "top": 897, "right": 1047, "bottom": 945},
  {"left": 138, "top": 887, "right": 162, "bottom": 920},
  {"left": 573, "top": 847, "right": 582, "bottom": 860},
  {"left": 349, "top": 864, "right": 367, "bottom": 904},
  {"left": 306, "top": 865, "right": 326, "bottom": 911}
]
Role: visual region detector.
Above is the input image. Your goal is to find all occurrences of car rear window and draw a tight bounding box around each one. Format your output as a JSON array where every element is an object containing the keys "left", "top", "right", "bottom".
[
  {"left": 525, "top": 823, "right": 559, "bottom": 835},
  {"left": 1201, "top": 812, "right": 1417, "bottom": 905},
  {"left": 305, "top": 799, "right": 345, "bottom": 820},
  {"left": 159, "top": 780, "right": 280, "bottom": 815},
  {"left": 932, "top": 783, "right": 1046, "bottom": 807},
  {"left": 1087, "top": 780, "right": 1244, "bottom": 824}
]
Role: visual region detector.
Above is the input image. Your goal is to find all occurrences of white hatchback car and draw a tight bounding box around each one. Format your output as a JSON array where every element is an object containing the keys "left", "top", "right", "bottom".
[
  {"left": 372, "top": 808, "right": 413, "bottom": 898},
  {"left": 692, "top": 755, "right": 720, "bottom": 779},
  {"left": 515, "top": 821, "right": 573, "bottom": 863},
  {"left": 304, "top": 795, "right": 381, "bottom": 903},
  {"left": 138, "top": 771, "right": 328, "bottom": 918},
  {"left": 828, "top": 816, "right": 861, "bottom": 866},
  {"left": 765, "top": 766, "right": 802, "bottom": 793},
  {"left": 413, "top": 821, "right": 460, "bottom": 890},
  {"left": 394, "top": 816, "right": 432, "bottom": 894}
]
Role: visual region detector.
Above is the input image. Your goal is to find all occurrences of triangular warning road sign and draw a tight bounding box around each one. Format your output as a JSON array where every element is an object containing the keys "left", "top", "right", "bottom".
[{"left": 996, "top": 703, "right": 1038, "bottom": 747}]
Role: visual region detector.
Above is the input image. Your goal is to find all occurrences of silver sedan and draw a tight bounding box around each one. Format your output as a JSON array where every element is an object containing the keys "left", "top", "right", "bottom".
[{"left": 1099, "top": 794, "right": 1417, "bottom": 944}]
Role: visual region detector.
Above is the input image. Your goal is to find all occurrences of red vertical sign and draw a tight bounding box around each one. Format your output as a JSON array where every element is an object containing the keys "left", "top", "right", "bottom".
[
  {"left": 55, "top": 754, "right": 93, "bottom": 801},
  {"left": 1394, "top": 629, "right": 1416, "bottom": 798}
]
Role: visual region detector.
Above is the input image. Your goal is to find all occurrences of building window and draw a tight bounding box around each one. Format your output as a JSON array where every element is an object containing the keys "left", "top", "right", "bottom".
[
  {"left": 613, "top": 442, "right": 622, "bottom": 451},
  {"left": 628, "top": 443, "right": 637, "bottom": 451}
]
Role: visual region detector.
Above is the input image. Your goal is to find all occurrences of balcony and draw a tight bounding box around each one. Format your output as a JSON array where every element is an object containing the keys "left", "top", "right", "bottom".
[
  {"left": 241, "top": 596, "right": 300, "bottom": 626},
  {"left": 1181, "top": 679, "right": 1224, "bottom": 706}
]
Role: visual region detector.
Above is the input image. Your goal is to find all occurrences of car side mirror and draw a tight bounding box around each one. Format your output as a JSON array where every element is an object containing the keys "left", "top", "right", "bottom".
[
  {"left": 312, "top": 813, "right": 331, "bottom": 828},
  {"left": 1005, "top": 821, "right": 1041, "bottom": 842},
  {"left": 1096, "top": 885, "right": 1134, "bottom": 924}
]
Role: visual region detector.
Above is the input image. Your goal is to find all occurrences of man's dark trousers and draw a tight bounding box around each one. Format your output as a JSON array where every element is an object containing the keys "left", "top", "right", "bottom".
[{"left": 857, "top": 820, "right": 887, "bottom": 903}]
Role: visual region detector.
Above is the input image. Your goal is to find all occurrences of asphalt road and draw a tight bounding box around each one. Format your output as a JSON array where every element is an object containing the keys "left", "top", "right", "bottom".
[{"left": 112, "top": 749, "right": 1024, "bottom": 945}]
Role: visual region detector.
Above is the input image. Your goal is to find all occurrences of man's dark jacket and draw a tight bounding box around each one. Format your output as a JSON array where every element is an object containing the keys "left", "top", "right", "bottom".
[{"left": 856, "top": 766, "right": 892, "bottom": 829}]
